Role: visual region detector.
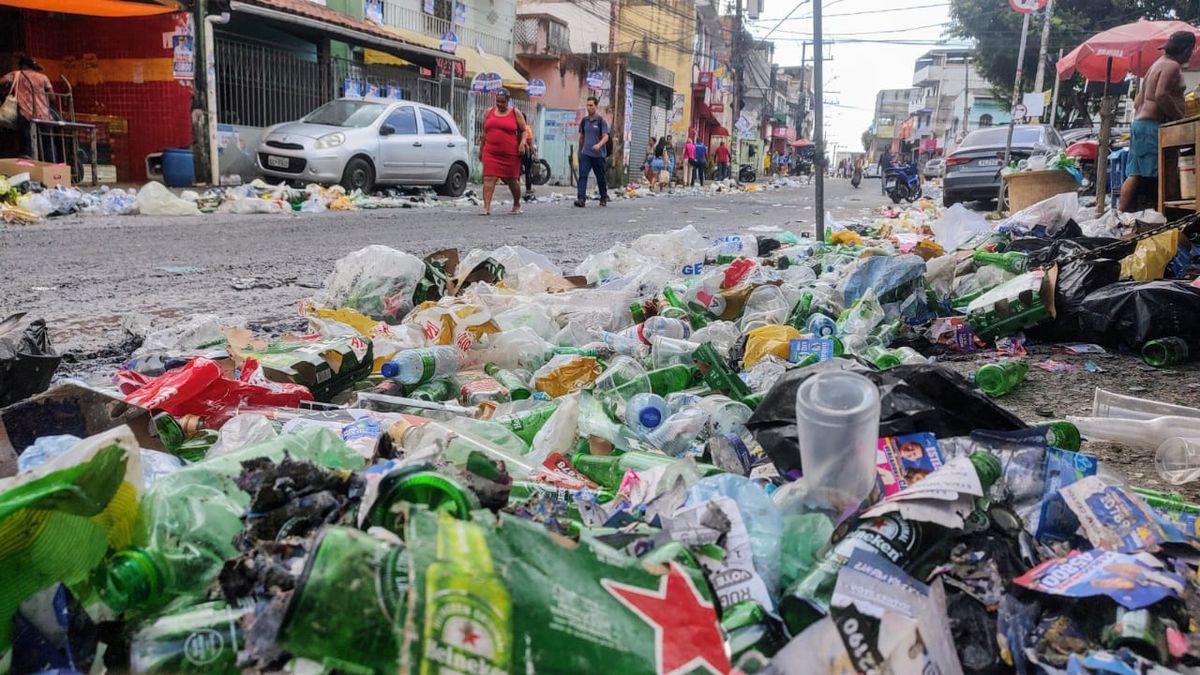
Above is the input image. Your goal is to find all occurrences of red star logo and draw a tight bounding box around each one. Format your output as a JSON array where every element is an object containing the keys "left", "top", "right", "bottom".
[
  {"left": 460, "top": 623, "right": 480, "bottom": 648},
  {"left": 602, "top": 563, "right": 731, "bottom": 675}
]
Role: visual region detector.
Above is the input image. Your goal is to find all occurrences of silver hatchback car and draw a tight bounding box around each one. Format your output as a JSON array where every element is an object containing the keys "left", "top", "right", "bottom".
[{"left": 257, "top": 98, "right": 470, "bottom": 196}]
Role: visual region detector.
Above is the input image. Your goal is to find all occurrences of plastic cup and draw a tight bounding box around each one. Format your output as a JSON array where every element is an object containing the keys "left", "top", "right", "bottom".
[
  {"left": 1156, "top": 437, "right": 1200, "bottom": 485},
  {"left": 1092, "top": 388, "right": 1200, "bottom": 421},
  {"left": 593, "top": 356, "right": 651, "bottom": 418},
  {"left": 794, "top": 370, "right": 881, "bottom": 514}
]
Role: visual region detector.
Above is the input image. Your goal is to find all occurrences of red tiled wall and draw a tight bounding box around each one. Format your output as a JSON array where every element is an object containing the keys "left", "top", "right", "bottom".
[{"left": 22, "top": 11, "right": 193, "bottom": 182}]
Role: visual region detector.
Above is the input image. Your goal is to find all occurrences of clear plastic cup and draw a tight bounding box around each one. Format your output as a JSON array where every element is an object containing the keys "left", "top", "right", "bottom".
[
  {"left": 593, "top": 356, "right": 651, "bottom": 419},
  {"left": 794, "top": 370, "right": 881, "bottom": 514},
  {"left": 1092, "top": 388, "right": 1200, "bottom": 421},
  {"left": 1156, "top": 437, "right": 1200, "bottom": 485}
]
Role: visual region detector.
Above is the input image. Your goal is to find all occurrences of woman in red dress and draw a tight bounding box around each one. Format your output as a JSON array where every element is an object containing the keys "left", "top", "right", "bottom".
[{"left": 479, "top": 89, "right": 530, "bottom": 215}]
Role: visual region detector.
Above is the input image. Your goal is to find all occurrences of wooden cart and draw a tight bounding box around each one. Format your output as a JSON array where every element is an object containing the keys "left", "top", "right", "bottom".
[{"left": 1158, "top": 114, "right": 1200, "bottom": 215}]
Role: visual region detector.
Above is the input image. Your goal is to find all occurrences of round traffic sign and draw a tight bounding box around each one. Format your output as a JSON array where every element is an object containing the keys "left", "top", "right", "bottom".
[{"left": 1008, "top": 0, "right": 1047, "bottom": 14}]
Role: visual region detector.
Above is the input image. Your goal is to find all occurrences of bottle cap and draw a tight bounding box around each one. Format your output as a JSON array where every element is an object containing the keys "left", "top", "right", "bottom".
[
  {"left": 96, "top": 548, "right": 163, "bottom": 613},
  {"left": 638, "top": 406, "right": 664, "bottom": 429},
  {"left": 380, "top": 361, "right": 400, "bottom": 378}
]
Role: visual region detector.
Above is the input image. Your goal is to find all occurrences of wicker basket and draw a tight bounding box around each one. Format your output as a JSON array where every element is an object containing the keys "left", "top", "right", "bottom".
[{"left": 1003, "top": 169, "right": 1078, "bottom": 212}]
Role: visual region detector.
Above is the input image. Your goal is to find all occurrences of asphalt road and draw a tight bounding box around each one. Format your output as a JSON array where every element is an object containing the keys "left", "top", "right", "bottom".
[{"left": 0, "top": 177, "right": 889, "bottom": 369}]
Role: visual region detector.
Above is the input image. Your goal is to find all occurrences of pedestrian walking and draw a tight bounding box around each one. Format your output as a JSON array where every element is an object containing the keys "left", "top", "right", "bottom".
[
  {"left": 714, "top": 141, "right": 731, "bottom": 181},
  {"left": 478, "top": 89, "right": 529, "bottom": 216},
  {"left": 0, "top": 56, "right": 53, "bottom": 159},
  {"left": 684, "top": 136, "right": 696, "bottom": 184},
  {"left": 642, "top": 136, "right": 657, "bottom": 186},
  {"left": 692, "top": 138, "right": 707, "bottom": 186},
  {"left": 575, "top": 95, "right": 610, "bottom": 208},
  {"left": 879, "top": 147, "right": 893, "bottom": 196},
  {"left": 851, "top": 157, "right": 863, "bottom": 188},
  {"left": 652, "top": 136, "right": 669, "bottom": 191},
  {"left": 664, "top": 134, "right": 676, "bottom": 191}
]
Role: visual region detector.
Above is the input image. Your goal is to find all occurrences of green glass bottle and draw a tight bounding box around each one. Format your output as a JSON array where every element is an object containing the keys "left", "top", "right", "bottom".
[
  {"left": 130, "top": 602, "right": 250, "bottom": 674},
  {"left": 1142, "top": 337, "right": 1190, "bottom": 368},
  {"left": 1041, "top": 420, "right": 1081, "bottom": 452},
  {"left": 408, "top": 378, "right": 457, "bottom": 402},
  {"left": 153, "top": 413, "right": 216, "bottom": 462},
  {"left": 364, "top": 469, "right": 480, "bottom": 532},
  {"left": 419, "top": 514, "right": 511, "bottom": 675},
  {"left": 785, "top": 291, "right": 815, "bottom": 330},
  {"left": 692, "top": 342, "right": 753, "bottom": 402},
  {"left": 974, "top": 360, "right": 1028, "bottom": 397},
  {"left": 780, "top": 452, "right": 1002, "bottom": 635},
  {"left": 280, "top": 527, "right": 409, "bottom": 674},
  {"left": 1131, "top": 487, "right": 1200, "bottom": 514},
  {"left": 864, "top": 345, "right": 902, "bottom": 369},
  {"left": 484, "top": 363, "right": 532, "bottom": 400},
  {"left": 646, "top": 364, "right": 697, "bottom": 396},
  {"left": 494, "top": 402, "right": 560, "bottom": 447},
  {"left": 972, "top": 250, "right": 1028, "bottom": 274},
  {"left": 629, "top": 302, "right": 647, "bottom": 324},
  {"left": 663, "top": 286, "right": 708, "bottom": 329},
  {"left": 549, "top": 346, "right": 600, "bottom": 358},
  {"left": 570, "top": 451, "right": 722, "bottom": 491}
]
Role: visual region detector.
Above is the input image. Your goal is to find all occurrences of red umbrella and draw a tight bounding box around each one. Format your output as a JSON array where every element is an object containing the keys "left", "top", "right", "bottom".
[
  {"left": 790, "top": 138, "right": 813, "bottom": 148},
  {"left": 1056, "top": 20, "right": 1200, "bottom": 82}
]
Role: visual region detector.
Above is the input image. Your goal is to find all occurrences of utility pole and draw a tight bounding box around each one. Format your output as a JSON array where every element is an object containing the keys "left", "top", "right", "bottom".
[
  {"left": 998, "top": 10, "right": 1032, "bottom": 209},
  {"left": 608, "top": 0, "right": 625, "bottom": 185},
  {"left": 1032, "top": 0, "right": 1054, "bottom": 95},
  {"left": 1049, "top": 47, "right": 1064, "bottom": 127},
  {"left": 733, "top": 0, "right": 743, "bottom": 164},
  {"left": 190, "top": 0, "right": 211, "bottom": 185},
  {"left": 813, "top": 0, "right": 824, "bottom": 242},
  {"left": 797, "top": 42, "right": 807, "bottom": 139},
  {"left": 962, "top": 54, "right": 970, "bottom": 141}
]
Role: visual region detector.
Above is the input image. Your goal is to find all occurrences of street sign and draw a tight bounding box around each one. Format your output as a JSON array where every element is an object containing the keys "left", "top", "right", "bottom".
[
  {"left": 1008, "top": 0, "right": 1047, "bottom": 14},
  {"left": 1011, "top": 103, "right": 1028, "bottom": 120},
  {"left": 470, "top": 72, "right": 503, "bottom": 93},
  {"left": 586, "top": 71, "right": 606, "bottom": 89},
  {"left": 439, "top": 31, "right": 458, "bottom": 54},
  {"left": 527, "top": 78, "right": 546, "bottom": 98}
]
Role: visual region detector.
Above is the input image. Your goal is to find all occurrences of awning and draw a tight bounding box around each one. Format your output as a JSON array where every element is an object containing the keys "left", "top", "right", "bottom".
[
  {"left": 0, "top": 0, "right": 177, "bottom": 17},
  {"left": 460, "top": 47, "right": 526, "bottom": 90},
  {"left": 231, "top": 0, "right": 463, "bottom": 67}
]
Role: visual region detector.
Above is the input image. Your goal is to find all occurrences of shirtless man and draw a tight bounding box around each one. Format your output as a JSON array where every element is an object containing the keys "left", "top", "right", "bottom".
[{"left": 1119, "top": 30, "right": 1195, "bottom": 212}]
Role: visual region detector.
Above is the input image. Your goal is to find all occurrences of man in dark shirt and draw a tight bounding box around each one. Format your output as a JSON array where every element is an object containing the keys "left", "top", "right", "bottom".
[{"left": 575, "top": 95, "right": 611, "bottom": 207}]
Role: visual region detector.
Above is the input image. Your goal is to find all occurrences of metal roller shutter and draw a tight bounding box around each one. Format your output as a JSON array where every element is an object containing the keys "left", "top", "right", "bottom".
[{"left": 627, "top": 82, "right": 653, "bottom": 174}]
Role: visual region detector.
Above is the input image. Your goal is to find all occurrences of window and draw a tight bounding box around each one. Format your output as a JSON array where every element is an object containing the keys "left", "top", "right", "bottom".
[
  {"left": 978, "top": 113, "right": 993, "bottom": 127},
  {"left": 384, "top": 107, "right": 418, "bottom": 135},
  {"left": 420, "top": 108, "right": 452, "bottom": 134}
]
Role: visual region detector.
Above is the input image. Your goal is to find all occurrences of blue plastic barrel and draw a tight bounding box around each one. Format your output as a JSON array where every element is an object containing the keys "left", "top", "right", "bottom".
[{"left": 161, "top": 148, "right": 195, "bottom": 187}]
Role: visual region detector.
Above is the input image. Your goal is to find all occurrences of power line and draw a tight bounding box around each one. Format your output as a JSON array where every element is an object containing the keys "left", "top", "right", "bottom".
[
  {"left": 756, "top": 2, "right": 948, "bottom": 22},
  {"left": 761, "top": 0, "right": 809, "bottom": 40}
]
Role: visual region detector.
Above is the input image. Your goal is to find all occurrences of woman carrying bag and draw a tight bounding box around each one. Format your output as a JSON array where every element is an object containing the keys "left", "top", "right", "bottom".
[{"left": 1, "top": 57, "right": 54, "bottom": 159}]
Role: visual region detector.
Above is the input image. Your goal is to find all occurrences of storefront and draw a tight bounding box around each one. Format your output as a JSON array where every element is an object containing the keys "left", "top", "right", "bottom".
[
  {"left": 624, "top": 55, "right": 673, "bottom": 176},
  {"left": 0, "top": 0, "right": 192, "bottom": 182}
]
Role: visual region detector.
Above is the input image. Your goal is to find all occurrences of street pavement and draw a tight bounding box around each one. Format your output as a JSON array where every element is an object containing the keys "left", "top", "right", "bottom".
[{"left": 0, "top": 177, "right": 890, "bottom": 370}]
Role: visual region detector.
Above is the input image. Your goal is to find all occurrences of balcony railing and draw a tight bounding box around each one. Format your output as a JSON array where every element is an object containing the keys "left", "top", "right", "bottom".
[
  {"left": 515, "top": 16, "right": 570, "bottom": 57},
  {"left": 378, "top": 0, "right": 512, "bottom": 59},
  {"left": 912, "top": 63, "right": 942, "bottom": 86}
]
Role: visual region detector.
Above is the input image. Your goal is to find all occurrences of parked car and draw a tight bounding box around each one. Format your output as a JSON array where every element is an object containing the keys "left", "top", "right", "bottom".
[
  {"left": 864, "top": 162, "right": 881, "bottom": 178},
  {"left": 942, "top": 124, "right": 1066, "bottom": 207},
  {"left": 257, "top": 98, "right": 470, "bottom": 196},
  {"left": 923, "top": 157, "right": 945, "bottom": 179}
]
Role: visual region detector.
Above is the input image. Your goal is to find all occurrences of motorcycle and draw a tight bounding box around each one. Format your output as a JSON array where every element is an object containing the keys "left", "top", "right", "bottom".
[
  {"left": 884, "top": 163, "right": 922, "bottom": 203},
  {"left": 738, "top": 163, "right": 757, "bottom": 183}
]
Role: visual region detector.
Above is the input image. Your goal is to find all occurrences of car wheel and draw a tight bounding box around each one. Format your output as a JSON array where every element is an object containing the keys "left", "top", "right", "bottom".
[
  {"left": 340, "top": 157, "right": 375, "bottom": 193},
  {"left": 436, "top": 163, "right": 468, "bottom": 197}
]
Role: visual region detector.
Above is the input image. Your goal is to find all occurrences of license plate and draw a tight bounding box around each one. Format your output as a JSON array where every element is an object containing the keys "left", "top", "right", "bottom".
[
  {"left": 976, "top": 158, "right": 1000, "bottom": 167},
  {"left": 267, "top": 155, "right": 289, "bottom": 168}
]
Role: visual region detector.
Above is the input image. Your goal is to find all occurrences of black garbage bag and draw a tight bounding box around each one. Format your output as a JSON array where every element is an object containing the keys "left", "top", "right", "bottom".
[
  {"left": 1028, "top": 258, "right": 1123, "bottom": 341},
  {"left": 1076, "top": 280, "right": 1200, "bottom": 351},
  {"left": 747, "top": 361, "right": 1026, "bottom": 477},
  {"left": 1004, "top": 237, "right": 1133, "bottom": 268},
  {"left": 0, "top": 313, "right": 61, "bottom": 407}
]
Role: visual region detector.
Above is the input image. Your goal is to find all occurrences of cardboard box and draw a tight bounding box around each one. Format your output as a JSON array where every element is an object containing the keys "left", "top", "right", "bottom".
[
  {"left": 0, "top": 157, "right": 72, "bottom": 187},
  {"left": 966, "top": 266, "right": 1058, "bottom": 339}
]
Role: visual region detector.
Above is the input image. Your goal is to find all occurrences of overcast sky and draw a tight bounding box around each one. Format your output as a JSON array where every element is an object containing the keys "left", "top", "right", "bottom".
[{"left": 749, "top": 0, "right": 965, "bottom": 150}]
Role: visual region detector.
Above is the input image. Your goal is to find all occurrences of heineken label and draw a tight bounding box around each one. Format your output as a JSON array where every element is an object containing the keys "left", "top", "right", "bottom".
[{"left": 402, "top": 510, "right": 730, "bottom": 674}]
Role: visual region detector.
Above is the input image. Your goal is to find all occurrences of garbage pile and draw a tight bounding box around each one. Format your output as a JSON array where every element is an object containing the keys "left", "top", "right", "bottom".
[{"left": 5, "top": 193, "right": 1200, "bottom": 674}]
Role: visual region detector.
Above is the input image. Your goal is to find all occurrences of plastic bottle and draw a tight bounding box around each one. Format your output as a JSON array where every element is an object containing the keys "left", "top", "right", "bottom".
[
  {"left": 380, "top": 346, "right": 461, "bottom": 386},
  {"left": 619, "top": 316, "right": 692, "bottom": 344},
  {"left": 459, "top": 377, "right": 509, "bottom": 405},
  {"left": 601, "top": 330, "right": 650, "bottom": 358},
  {"left": 780, "top": 452, "right": 1002, "bottom": 634},
  {"left": 1154, "top": 437, "right": 1200, "bottom": 485},
  {"left": 1066, "top": 415, "right": 1200, "bottom": 452},
  {"left": 864, "top": 345, "right": 902, "bottom": 369},
  {"left": 624, "top": 393, "right": 672, "bottom": 436},
  {"left": 975, "top": 360, "right": 1028, "bottom": 397},
  {"left": 645, "top": 364, "right": 697, "bottom": 396},
  {"left": 407, "top": 378, "right": 457, "bottom": 402},
  {"left": 645, "top": 407, "right": 710, "bottom": 456},
  {"left": 649, "top": 335, "right": 701, "bottom": 369},
  {"left": 794, "top": 370, "right": 881, "bottom": 514},
  {"left": 972, "top": 250, "right": 1028, "bottom": 274},
  {"left": 805, "top": 313, "right": 837, "bottom": 338},
  {"left": 1142, "top": 337, "right": 1190, "bottom": 368}
]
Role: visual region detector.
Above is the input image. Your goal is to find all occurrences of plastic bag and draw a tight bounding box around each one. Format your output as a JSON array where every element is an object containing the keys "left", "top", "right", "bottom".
[
  {"left": 998, "top": 191, "right": 1087, "bottom": 236},
  {"left": 743, "top": 324, "right": 801, "bottom": 369},
  {"left": 840, "top": 254, "right": 926, "bottom": 305},
  {"left": 131, "top": 314, "right": 239, "bottom": 362},
  {"left": 0, "top": 313, "right": 60, "bottom": 407},
  {"left": 532, "top": 354, "right": 602, "bottom": 398},
  {"left": 206, "top": 413, "right": 279, "bottom": 458},
  {"left": 931, "top": 203, "right": 991, "bottom": 250},
  {"left": 318, "top": 245, "right": 427, "bottom": 322},
  {"left": 631, "top": 225, "right": 709, "bottom": 276},
  {"left": 527, "top": 394, "right": 580, "bottom": 466},
  {"left": 1077, "top": 280, "right": 1200, "bottom": 351},
  {"left": 747, "top": 361, "right": 1025, "bottom": 478},
  {"left": 16, "top": 192, "right": 53, "bottom": 218},
  {"left": 136, "top": 181, "right": 201, "bottom": 216},
  {"left": 120, "top": 357, "right": 312, "bottom": 427},
  {"left": 1030, "top": 258, "right": 1122, "bottom": 342},
  {"left": 1120, "top": 229, "right": 1180, "bottom": 282},
  {"left": 403, "top": 299, "right": 500, "bottom": 356}
]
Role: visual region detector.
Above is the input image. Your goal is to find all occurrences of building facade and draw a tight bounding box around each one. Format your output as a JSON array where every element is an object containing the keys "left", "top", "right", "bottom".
[{"left": 869, "top": 88, "right": 918, "bottom": 162}]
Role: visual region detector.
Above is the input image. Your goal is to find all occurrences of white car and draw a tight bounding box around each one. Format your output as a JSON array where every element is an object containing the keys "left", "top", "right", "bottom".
[
  {"left": 864, "top": 162, "right": 881, "bottom": 178},
  {"left": 257, "top": 98, "right": 470, "bottom": 196},
  {"left": 924, "top": 157, "right": 945, "bottom": 179}
]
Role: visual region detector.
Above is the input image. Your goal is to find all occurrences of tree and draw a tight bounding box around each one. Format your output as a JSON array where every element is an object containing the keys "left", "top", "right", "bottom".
[
  {"left": 949, "top": 0, "right": 1200, "bottom": 127},
  {"left": 861, "top": 129, "right": 875, "bottom": 153}
]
